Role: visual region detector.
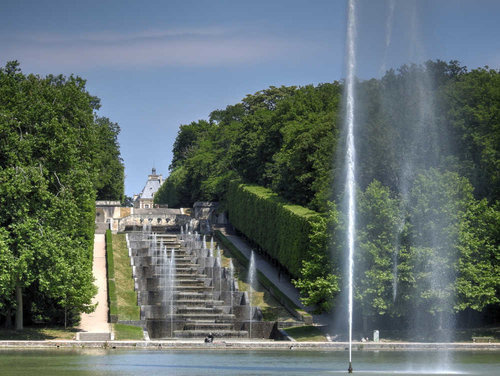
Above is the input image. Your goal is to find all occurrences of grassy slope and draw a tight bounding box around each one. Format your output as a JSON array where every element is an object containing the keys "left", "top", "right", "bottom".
[
  {"left": 110, "top": 233, "right": 143, "bottom": 340},
  {"left": 283, "top": 325, "right": 327, "bottom": 342}
]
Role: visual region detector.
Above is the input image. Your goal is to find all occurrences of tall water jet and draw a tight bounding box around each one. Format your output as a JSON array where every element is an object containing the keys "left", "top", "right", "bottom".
[
  {"left": 248, "top": 251, "right": 256, "bottom": 339},
  {"left": 229, "top": 259, "right": 234, "bottom": 313},
  {"left": 203, "top": 235, "right": 207, "bottom": 249},
  {"left": 210, "top": 236, "right": 214, "bottom": 253},
  {"left": 169, "top": 247, "right": 176, "bottom": 337},
  {"left": 162, "top": 245, "right": 170, "bottom": 337},
  {"left": 344, "top": 0, "right": 357, "bottom": 372},
  {"left": 217, "top": 247, "right": 222, "bottom": 293}
]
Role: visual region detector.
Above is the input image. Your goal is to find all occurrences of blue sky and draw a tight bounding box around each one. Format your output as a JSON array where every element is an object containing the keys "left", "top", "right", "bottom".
[{"left": 1, "top": 0, "right": 499, "bottom": 196}]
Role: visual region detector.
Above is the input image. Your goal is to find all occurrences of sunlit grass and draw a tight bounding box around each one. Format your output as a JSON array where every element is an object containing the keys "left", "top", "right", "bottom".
[
  {"left": 0, "top": 327, "right": 78, "bottom": 340},
  {"left": 112, "top": 233, "right": 140, "bottom": 320},
  {"left": 283, "top": 325, "right": 327, "bottom": 342},
  {"left": 112, "top": 323, "right": 144, "bottom": 340}
]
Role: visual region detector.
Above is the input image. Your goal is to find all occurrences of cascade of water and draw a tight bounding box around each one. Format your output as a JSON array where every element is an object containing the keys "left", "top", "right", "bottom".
[
  {"left": 169, "top": 247, "right": 176, "bottom": 337},
  {"left": 344, "top": 0, "right": 357, "bottom": 372},
  {"left": 248, "top": 251, "right": 256, "bottom": 339},
  {"left": 229, "top": 259, "right": 234, "bottom": 313},
  {"left": 217, "top": 248, "right": 222, "bottom": 294},
  {"left": 162, "top": 245, "right": 169, "bottom": 337},
  {"left": 180, "top": 226, "right": 184, "bottom": 240}
]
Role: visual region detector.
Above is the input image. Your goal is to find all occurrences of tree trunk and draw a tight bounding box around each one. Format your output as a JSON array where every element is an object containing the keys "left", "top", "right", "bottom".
[
  {"left": 64, "top": 307, "right": 67, "bottom": 329},
  {"left": 15, "top": 284, "right": 23, "bottom": 331},
  {"left": 362, "top": 314, "right": 368, "bottom": 336},
  {"left": 4, "top": 307, "right": 12, "bottom": 329}
]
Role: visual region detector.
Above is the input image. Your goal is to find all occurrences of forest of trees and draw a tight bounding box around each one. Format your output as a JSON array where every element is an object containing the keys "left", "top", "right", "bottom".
[
  {"left": 0, "top": 62, "right": 124, "bottom": 329},
  {"left": 156, "top": 60, "right": 499, "bottom": 331}
]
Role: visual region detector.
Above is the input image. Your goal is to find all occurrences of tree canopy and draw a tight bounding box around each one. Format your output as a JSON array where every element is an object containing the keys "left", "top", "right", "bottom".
[
  {"left": 157, "top": 61, "right": 499, "bottom": 329},
  {"left": 0, "top": 61, "right": 124, "bottom": 328}
]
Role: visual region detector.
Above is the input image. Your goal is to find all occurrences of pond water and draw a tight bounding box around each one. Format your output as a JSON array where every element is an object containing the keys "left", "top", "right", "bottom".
[{"left": 0, "top": 349, "right": 498, "bottom": 376}]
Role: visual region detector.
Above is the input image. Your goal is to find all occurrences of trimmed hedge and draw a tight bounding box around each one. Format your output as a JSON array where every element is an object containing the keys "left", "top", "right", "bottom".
[
  {"left": 105, "top": 230, "right": 118, "bottom": 321},
  {"left": 226, "top": 181, "right": 322, "bottom": 278}
]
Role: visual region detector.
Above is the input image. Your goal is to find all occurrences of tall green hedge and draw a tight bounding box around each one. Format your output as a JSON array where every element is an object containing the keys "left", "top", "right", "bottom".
[
  {"left": 226, "top": 181, "right": 322, "bottom": 277},
  {"left": 105, "top": 230, "right": 118, "bottom": 321}
]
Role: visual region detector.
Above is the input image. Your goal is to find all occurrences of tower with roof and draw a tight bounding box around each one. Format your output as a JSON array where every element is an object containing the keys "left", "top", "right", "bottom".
[{"left": 133, "top": 168, "right": 164, "bottom": 209}]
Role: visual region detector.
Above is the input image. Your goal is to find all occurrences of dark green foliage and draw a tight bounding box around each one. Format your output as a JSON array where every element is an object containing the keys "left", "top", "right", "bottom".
[
  {"left": 158, "top": 61, "right": 500, "bottom": 323},
  {"left": 156, "top": 83, "right": 342, "bottom": 210},
  {"left": 226, "top": 181, "right": 322, "bottom": 278},
  {"left": 293, "top": 202, "right": 341, "bottom": 312},
  {"left": 105, "top": 230, "right": 118, "bottom": 320},
  {"left": 93, "top": 117, "right": 124, "bottom": 202},
  {"left": 0, "top": 62, "right": 124, "bottom": 328}
]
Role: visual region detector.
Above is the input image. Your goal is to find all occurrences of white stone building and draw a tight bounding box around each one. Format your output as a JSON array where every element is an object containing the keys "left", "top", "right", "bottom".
[{"left": 133, "top": 168, "right": 163, "bottom": 209}]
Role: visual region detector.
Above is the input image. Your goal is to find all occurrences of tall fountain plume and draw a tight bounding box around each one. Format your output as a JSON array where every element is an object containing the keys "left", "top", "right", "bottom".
[
  {"left": 344, "top": 0, "right": 357, "bottom": 372},
  {"left": 229, "top": 259, "right": 234, "bottom": 313},
  {"left": 162, "top": 245, "right": 170, "bottom": 336},
  {"left": 248, "top": 251, "right": 256, "bottom": 339},
  {"left": 169, "top": 247, "right": 176, "bottom": 337}
]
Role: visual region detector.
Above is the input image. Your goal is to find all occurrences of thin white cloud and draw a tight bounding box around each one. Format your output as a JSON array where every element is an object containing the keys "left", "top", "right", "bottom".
[
  {"left": 22, "top": 27, "right": 228, "bottom": 44},
  {"left": 1, "top": 27, "right": 323, "bottom": 71}
]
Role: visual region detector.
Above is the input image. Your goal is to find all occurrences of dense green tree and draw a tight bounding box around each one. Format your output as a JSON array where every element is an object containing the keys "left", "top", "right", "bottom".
[
  {"left": 355, "top": 180, "right": 400, "bottom": 330},
  {"left": 407, "top": 169, "right": 473, "bottom": 328},
  {"left": 93, "top": 116, "right": 124, "bottom": 202},
  {"left": 293, "top": 202, "right": 341, "bottom": 312},
  {"left": 0, "top": 61, "right": 121, "bottom": 328},
  {"left": 157, "top": 61, "right": 500, "bottom": 322}
]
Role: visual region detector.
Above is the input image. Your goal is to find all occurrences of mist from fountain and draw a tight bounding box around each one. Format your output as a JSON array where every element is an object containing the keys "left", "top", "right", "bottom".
[
  {"left": 229, "top": 259, "right": 234, "bottom": 314},
  {"left": 169, "top": 247, "right": 176, "bottom": 337},
  {"left": 248, "top": 250, "right": 256, "bottom": 339},
  {"left": 217, "top": 247, "right": 222, "bottom": 293},
  {"left": 343, "top": 0, "right": 357, "bottom": 372}
]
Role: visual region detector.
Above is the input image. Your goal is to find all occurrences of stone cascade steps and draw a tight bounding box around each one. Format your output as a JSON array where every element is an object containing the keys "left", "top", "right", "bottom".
[
  {"left": 130, "top": 232, "right": 250, "bottom": 339},
  {"left": 174, "top": 329, "right": 248, "bottom": 339}
]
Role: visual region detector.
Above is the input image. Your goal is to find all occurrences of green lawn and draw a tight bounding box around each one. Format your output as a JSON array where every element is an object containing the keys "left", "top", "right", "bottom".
[
  {"left": 283, "top": 325, "right": 327, "bottom": 342},
  {"left": 112, "top": 323, "right": 144, "bottom": 340},
  {"left": 0, "top": 327, "right": 78, "bottom": 340},
  {"left": 107, "top": 232, "right": 143, "bottom": 340},
  {"left": 112, "top": 233, "right": 141, "bottom": 321}
]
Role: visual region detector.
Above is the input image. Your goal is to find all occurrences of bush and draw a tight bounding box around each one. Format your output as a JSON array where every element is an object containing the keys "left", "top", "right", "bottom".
[
  {"left": 105, "top": 230, "right": 118, "bottom": 321},
  {"left": 226, "top": 181, "right": 322, "bottom": 277}
]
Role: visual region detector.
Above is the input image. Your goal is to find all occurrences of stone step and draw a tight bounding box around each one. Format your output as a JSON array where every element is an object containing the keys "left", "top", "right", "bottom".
[
  {"left": 183, "top": 322, "right": 234, "bottom": 331},
  {"left": 77, "top": 332, "right": 112, "bottom": 341},
  {"left": 176, "top": 299, "right": 224, "bottom": 307},
  {"left": 173, "top": 330, "right": 248, "bottom": 338},
  {"left": 176, "top": 306, "right": 224, "bottom": 314},
  {"left": 176, "top": 313, "right": 235, "bottom": 321}
]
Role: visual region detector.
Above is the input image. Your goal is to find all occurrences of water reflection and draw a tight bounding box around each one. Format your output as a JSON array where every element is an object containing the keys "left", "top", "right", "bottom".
[{"left": 0, "top": 349, "right": 498, "bottom": 376}]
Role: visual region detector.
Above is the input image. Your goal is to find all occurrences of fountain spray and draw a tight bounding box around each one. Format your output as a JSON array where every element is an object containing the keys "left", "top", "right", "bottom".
[{"left": 344, "top": 0, "right": 357, "bottom": 372}]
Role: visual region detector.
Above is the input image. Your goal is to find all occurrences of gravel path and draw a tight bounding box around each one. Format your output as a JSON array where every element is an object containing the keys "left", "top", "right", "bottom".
[{"left": 78, "top": 234, "right": 110, "bottom": 334}]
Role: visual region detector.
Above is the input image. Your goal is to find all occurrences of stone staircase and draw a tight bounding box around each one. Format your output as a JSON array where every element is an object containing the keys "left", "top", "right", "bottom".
[{"left": 129, "top": 232, "right": 253, "bottom": 339}]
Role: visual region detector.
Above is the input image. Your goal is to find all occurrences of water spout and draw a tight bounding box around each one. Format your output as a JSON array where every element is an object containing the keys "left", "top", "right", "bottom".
[
  {"left": 248, "top": 251, "right": 256, "bottom": 339},
  {"left": 344, "top": 0, "right": 357, "bottom": 369}
]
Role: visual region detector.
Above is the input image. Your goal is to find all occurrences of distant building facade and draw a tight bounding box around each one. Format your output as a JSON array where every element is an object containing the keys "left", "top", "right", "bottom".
[{"left": 133, "top": 168, "right": 164, "bottom": 209}]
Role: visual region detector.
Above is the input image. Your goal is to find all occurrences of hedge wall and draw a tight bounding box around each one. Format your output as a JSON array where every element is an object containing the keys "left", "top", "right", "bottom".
[
  {"left": 105, "top": 230, "right": 118, "bottom": 322},
  {"left": 226, "top": 181, "right": 322, "bottom": 278}
]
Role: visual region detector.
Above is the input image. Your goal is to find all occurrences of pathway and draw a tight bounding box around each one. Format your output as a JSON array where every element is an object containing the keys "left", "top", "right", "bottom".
[
  {"left": 219, "top": 228, "right": 331, "bottom": 325},
  {"left": 78, "top": 233, "right": 111, "bottom": 339},
  {"left": 219, "top": 229, "right": 304, "bottom": 307}
]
